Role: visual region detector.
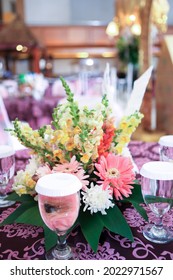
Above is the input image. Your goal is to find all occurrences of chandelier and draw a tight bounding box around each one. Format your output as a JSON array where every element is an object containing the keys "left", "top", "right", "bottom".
[
  {"left": 151, "top": 0, "right": 170, "bottom": 32},
  {"left": 106, "top": 0, "right": 169, "bottom": 37}
]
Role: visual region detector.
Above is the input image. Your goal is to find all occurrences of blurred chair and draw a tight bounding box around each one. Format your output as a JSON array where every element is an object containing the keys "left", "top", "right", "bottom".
[
  {"left": 0, "top": 84, "right": 8, "bottom": 99},
  {"left": 2, "top": 79, "right": 19, "bottom": 97}
]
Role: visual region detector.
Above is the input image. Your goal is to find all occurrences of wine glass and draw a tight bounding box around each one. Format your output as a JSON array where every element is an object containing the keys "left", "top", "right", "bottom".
[
  {"left": 158, "top": 135, "right": 173, "bottom": 162},
  {"left": 0, "top": 145, "right": 15, "bottom": 207},
  {"left": 35, "top": 172, "right": 82, "bottom": 260},
  {"left": 140, "top": 161, "right": 173, "bottom": 243}
]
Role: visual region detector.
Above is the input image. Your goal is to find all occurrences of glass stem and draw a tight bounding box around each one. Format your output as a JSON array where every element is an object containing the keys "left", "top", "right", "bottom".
[
  {"left": 56, "top": 233, "right": 68, "bottom": 251},
  {"left": 154, "top": 215, "right": 163, "bottom": 230}
]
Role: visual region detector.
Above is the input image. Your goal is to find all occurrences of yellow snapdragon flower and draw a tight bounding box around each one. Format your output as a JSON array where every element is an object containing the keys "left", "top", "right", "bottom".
[
  {"left": 119, "top": 121, "right": 129, "bottom": 130},
  {"left": 115, "top": 144, "right": 124, "bottom": 154},
  {"left": 117, "top": 134, "right": 130, "bottom": 145},
  {"left": 81, "top": 153, "right": 91, "bottom": 163},
  {"left": 73, "top": 126, "right": 81, "bottom": 135},
  {"left": 14, "top": 185, "right": 27, "bottom": 196},
  {"left": 53, "top": 149, "right": 65, "bottom": 162},
  {"left": 25, "top": 174, "right": 36, "bottom": 190},
  {"left": 65, "top": 140, "right": 75, "bottom": 151}
]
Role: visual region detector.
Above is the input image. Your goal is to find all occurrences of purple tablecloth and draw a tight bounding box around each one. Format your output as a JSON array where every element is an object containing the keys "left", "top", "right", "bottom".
[{"left": 0, "top": 141, "right": 173, "bottom": 260}]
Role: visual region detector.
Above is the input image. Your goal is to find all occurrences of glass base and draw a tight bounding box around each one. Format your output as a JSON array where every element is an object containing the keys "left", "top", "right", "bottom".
[
  {"left": 143, "top": 223, "right": 173, "bottom": 244},
  {"left": 0, "top": 196, "right": 15, "bottom": 208},
  {"left": 45, "top": 244, "right": 77, "bottom": 260}
]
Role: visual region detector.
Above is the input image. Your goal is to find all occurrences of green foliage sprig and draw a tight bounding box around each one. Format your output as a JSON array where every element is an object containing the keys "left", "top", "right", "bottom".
[{"left": 60, "top": 76, "right": 80, "bottom": 127}]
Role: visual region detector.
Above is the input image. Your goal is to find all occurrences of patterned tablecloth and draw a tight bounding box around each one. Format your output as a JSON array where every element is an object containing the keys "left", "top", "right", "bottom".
[{"left": 0, "top": 141, "right": 173, "bottom": 260}]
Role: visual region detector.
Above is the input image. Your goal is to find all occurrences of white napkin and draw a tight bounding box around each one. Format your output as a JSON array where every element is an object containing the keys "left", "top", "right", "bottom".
[{"left": 125, "top": 66, "right": 153, "bottom": 116}]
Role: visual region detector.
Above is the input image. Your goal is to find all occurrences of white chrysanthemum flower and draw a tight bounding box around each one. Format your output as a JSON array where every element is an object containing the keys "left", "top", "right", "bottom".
[{"left": 82, "top": 183, "right": 114, "bottom": 215}]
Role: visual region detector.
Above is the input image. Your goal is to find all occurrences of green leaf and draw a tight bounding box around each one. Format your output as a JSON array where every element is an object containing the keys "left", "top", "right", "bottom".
[
  {"left": 6, "top": 192, "right": 34, "bottom": 203},
  {"left": 15, "top": 204, "right": 44, "bottom": 226},
  {"left": 43, "top": 224, "right": 57, "bottom": 251},
  {"left": 144, "top": 195, "right": 173, "bottom": 206},
  {"left": 121, "top": 184, "right": 148, "bottom": 221},
  {"left": 131, "top": 201, "right": 148, "bottom": 221},
  {"left": 0, "top": 202, "right": 35, "bottom": 226},
  {"left": 0, "top": 200, "right": 57, "bottom": 253},
  {"left": 78, "top": 209, "right": 104, "bottom": 252},
  {"left": 101, "top": 205, "right": 134, "bottom": 242},
  {"left": 122, "top": 184, "right": 145, "bottom": 205},
  {"left": 129, "top": 184, "right": 145, "bottom": 203}
]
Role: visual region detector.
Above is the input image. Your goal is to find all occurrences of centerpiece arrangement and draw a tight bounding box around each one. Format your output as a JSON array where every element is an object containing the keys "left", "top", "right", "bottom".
[{"left": 2, "top": 77, "right": 147, "bottom": 253}]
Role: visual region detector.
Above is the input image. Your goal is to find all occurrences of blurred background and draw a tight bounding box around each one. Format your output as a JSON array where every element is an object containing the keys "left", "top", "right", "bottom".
[{"left": 0, "top": 0, "right": 172, "bottom": 141}]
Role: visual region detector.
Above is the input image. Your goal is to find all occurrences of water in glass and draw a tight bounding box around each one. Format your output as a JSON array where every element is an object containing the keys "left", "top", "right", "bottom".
[{"left": 0, "top": 145, "right": 15, "bottom": 207}]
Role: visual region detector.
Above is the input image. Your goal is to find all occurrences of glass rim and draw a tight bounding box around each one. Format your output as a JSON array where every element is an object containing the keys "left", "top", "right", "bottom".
[
  {"left": 140, "top": 161, "right": 173, "bottom": 180},
  {"left": 159, "top": 135, "right": 173, "bottom": 147},
  {"left": 36, "top": 173, "right": 82, "bottom": 197}
]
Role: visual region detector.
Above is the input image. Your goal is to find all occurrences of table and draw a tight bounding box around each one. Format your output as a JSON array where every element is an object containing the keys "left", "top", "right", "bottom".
[{"left": 0, "top": 141, "right": 173, "bottom": 260}]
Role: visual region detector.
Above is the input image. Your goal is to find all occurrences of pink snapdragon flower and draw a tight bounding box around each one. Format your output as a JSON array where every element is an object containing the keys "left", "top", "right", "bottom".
[{"left": 94, "top": 153, "right": 135, "bottom": 200}]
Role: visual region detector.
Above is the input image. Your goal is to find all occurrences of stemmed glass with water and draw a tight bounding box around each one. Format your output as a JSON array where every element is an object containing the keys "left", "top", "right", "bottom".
[
  {"left": 36, "top": 172, "right": 82, "bottom": 260},
  {"left": 159, "top": 135, "right": 173, "bottom": 162},
  {"left": 140, "top": 161, "right": 173, "bottom": 243},
  {"left": 0, "top": 144, "right": 15, "bottom": 207}
]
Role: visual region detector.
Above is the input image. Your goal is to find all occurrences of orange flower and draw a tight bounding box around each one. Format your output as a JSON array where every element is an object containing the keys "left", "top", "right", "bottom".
[{"left": 98, "top": 121, "right": 116, "bottom": 157}]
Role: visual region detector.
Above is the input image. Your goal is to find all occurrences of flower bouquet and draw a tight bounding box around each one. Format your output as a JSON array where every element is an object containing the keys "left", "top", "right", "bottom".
[{"left": 2, "top": 77, "right": 147, "bottom": 252}]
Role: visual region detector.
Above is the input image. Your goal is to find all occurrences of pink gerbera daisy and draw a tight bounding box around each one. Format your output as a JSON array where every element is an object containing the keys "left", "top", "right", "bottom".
[
  {"left": 94, "top": 153, "right": 135, "bottom": 200},
  {"left": 53, "top": 156, "right": 81, "bottom": 173},
  {"left": 36, "top": 164, "right": 52, "bottom": 178},
  {"left": 52, "top": 155, "right": 89, "bottom": 189}
]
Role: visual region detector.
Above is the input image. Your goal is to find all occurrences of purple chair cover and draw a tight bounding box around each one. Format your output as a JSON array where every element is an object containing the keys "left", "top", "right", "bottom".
[
  {"left": 0, "top": 141, "right": 173, "bottom": 260},
  {"left": 3, "top": 95, "right": 61, "bottom": 129}
]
